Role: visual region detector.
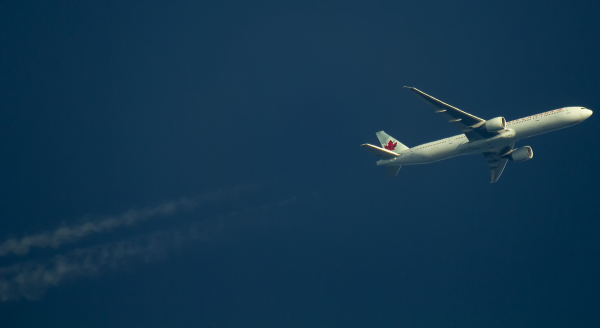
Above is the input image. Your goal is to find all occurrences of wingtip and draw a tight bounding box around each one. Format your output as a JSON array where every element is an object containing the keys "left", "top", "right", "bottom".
[
  {"left": 360, "top": 143, "right": 379, "bottom": 149},
  {"left": 403, "top": 86, "right": 413, "bottom": 89}
]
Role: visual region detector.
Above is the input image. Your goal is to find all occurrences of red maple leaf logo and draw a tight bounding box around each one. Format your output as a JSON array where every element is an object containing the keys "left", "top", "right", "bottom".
[{"left": 384, "top": 140, "right": 397, "bottom": 150}]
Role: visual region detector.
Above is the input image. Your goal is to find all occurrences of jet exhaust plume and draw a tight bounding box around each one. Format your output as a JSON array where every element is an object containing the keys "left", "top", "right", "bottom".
[
  {"left": 0, "top": 185, "right": 256, "bottom": 257},
  {"left": 0, "top": 195, "right": 300, "bottom": 302},
  {"left": 0, "top": 230, "right": 183, "bottom": 301}
]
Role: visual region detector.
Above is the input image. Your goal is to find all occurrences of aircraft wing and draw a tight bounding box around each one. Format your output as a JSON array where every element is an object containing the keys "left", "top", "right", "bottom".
[
  {"left": 404, "top": 86, "right": 494, "bottom": 141},
  {"left": 483, "top": 144, "right": 514, "bottom": 183}
]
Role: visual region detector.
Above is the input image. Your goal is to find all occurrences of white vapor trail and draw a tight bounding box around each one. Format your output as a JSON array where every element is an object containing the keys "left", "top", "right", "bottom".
[
  {"left": 0, "top": 185, "right": 256, "bottom": 257},
  {"left": 0, "top": 196, "right": 299, "bottom": 302},
  {"left": 0, "top": 230, "right": 185, "bottom": 301}
]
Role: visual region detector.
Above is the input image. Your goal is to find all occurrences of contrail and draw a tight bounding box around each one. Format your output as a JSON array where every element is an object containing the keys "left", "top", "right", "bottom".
[
  {"left": 0, "top": 229, "right": 184, "bottom": 301},
  {"left": 0, "top": 195, "right": 299, "bottom": 302},
  {"left": 0, "top": 185, "right": 257, "bottom": 257}
]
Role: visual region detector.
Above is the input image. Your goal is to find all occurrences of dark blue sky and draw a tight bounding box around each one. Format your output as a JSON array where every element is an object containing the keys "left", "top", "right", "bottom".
[{"left": 1, "top": 1, "right": 599, "bottom": 327}]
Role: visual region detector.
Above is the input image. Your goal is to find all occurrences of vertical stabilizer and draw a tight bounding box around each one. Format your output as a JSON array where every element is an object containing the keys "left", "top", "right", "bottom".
[{"left": 375, "top": 131, "right": 409, "bottom": 153}]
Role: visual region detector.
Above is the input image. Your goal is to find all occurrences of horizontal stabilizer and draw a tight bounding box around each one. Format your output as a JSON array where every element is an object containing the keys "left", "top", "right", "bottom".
[
  {"left": 387, "top": 165, "right": 402, "bottom": 178},
  {"left": 360, "top": 144, "right": 401, "bottom": 159}
]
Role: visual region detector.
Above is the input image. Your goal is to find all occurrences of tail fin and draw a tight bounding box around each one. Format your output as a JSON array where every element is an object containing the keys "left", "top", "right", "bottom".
[{"left": 375, "top": 131, "right": 409, "bottom": 153}]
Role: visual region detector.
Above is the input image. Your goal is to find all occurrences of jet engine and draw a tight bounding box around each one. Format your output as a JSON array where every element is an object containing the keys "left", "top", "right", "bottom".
[
  {"left": 509, "top": 146, "right": 533, "bottom": 162},
  {"left": 484, "top": 117, "right": 507, "bottom": 132}
]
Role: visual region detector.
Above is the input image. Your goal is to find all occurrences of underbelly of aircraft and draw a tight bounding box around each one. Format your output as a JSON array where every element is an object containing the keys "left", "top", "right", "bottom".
[{"left": 405, "top": 147, "right": 460, "bottom": 164}]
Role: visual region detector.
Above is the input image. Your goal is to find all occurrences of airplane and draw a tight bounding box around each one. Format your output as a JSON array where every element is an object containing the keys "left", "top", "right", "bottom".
[{"left": 361, "top": 87, "right": 593, "bottom": 183}]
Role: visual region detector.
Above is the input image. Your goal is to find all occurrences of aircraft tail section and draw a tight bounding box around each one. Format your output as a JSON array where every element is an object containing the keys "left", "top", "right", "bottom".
[
  {"left": 376, "top": 131, "right": 409, "bottom": 153},
  {"left": 360, "top": 144, "right": 400, "bottom": 159},
  {"left": 361, "top": 131, "right": 407, "bottom": 178}
]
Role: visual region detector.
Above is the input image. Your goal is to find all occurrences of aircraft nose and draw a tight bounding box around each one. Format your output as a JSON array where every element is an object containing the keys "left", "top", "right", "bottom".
[{"left": 581, "top": 108, "right": 593, "bottom": 118}]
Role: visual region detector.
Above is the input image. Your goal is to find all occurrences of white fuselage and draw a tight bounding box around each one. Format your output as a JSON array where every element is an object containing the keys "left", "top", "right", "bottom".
[{"left": 379, "top": 106, "right": 593, "bottom": 166}]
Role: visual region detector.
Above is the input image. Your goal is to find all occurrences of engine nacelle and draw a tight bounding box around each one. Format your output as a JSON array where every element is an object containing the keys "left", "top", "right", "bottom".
[
  {"left": 509, "top": 146, "right": 533, "bottom": 162},
  {"left": 484, "top": 117, "right": 507, "bottom": 132}
]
